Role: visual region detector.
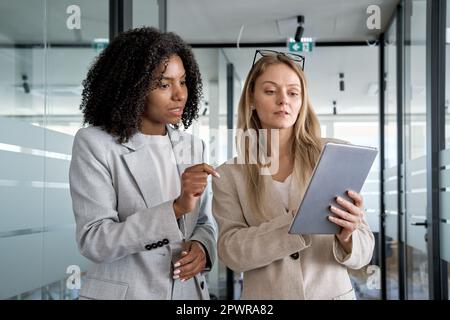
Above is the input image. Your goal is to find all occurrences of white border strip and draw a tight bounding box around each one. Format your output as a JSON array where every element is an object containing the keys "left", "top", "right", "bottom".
[
  {"left": 0, "top": 143, "right": 71, "bottom": 160},
  {"left": 0, "top": 179, "right": 69, "bottom": 189}
]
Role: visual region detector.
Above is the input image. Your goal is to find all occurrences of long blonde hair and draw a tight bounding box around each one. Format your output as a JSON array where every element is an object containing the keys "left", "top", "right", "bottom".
[{"left": 237, "top": 54, "right": 322, "bottom": 219}]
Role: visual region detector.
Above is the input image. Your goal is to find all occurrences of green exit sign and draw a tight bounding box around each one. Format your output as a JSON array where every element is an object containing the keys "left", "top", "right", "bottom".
[
  {"left": 288, "top": 41, "right": 313, "bottom": 52},
  {"left": 92, "top": 38, "right": 109, "bottom": 52}
]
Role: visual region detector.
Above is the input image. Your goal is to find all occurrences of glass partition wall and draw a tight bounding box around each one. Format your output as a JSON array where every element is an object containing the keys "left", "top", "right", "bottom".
[
  {"left": 382, "top": 0, "right": 449, "bottom": 300},
  {"left": 0, "top": 0, "right": 111, "bottom": 299}
]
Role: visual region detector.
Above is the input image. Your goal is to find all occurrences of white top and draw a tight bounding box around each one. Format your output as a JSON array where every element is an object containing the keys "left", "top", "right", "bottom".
[
  {"left": 272, "top": 174, "right": 292, "bottom": 211},
  {"left": 137, "top": 132, "right": 180, "bottom": 203}
]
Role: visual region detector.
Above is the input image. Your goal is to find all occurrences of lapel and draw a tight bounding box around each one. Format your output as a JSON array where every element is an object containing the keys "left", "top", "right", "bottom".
[
  {"left": 263, "top": 163, "right": 308, "bottom": 220},
  {"left": 262, "top": 175, "right": 287, "bottom": 219},
  {"left": 122, "top": 130, "right": 161, "bottom": 208},
  {"left": 288, "top": 165, "right": 307, "bottom": 214},
  {"left": 287, "top": 140, "right": 326, "bottom": 214},
  {"left": 121, "top": 125, "right": 202, "bottom": 238},
  {"left": 167, "top": 125, "right": 204, "bottom": 236},
  {"left": 166, "top": 125, "right": 192, "bottom": 178},
  {"left": 121, "top": 125, "right": 187, "bottom": 209}
]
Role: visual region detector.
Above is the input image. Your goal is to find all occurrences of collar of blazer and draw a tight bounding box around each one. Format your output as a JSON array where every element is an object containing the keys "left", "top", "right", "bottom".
[
  {"left": 260, "top": 166, "right": 306, "bottom": 220},
  {"left": 121, "top": 124, "right": 182, "bottom": 151},
  {"left": 120, "top": 124, "right": 202, "bottom": 211}
]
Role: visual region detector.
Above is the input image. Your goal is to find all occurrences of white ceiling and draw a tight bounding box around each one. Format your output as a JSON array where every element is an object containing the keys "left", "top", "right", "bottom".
[
  {"left": 0, "top": 0, "right": 399, "bottom": 44},
  {"left": 168, "top": 0, "right": 399, "bottom": 43}
]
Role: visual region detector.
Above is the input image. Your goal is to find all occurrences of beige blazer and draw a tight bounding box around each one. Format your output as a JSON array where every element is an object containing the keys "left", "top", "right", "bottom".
[{"left": 212, "top": 138, "right": 374, "bottom": 300}]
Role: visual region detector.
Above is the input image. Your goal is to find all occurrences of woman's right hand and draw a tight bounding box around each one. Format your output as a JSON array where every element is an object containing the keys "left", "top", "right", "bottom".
[{"left": 173, "top": 163, "right": 220, "bottom": 219}]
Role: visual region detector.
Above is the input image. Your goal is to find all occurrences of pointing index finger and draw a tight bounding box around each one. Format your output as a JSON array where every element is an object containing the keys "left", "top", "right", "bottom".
[
  {"left": 191, "top": 163, "right": 220, "bottom": 178},
  {"left": 203, "top": 165, "right": 220, "bottom": 178}
]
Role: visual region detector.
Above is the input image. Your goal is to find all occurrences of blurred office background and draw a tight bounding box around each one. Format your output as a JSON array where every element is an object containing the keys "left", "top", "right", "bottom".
[{"left": 0, "top": 0, "right": 448, "bottom": 300}]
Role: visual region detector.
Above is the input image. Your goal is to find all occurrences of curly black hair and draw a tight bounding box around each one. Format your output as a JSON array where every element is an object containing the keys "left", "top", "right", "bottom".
[{"left": 80, "top": 27, "right": 202, "bottom": 143}]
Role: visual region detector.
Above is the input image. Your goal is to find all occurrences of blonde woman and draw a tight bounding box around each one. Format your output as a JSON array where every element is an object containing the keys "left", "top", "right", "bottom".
[{"left": 212, "top": 50, "right": 374, "bottom": 300}]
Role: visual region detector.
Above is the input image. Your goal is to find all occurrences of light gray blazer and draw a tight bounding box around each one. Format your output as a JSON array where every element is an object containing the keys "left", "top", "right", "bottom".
[{"left": 69, "top": 125, "right": 217, "bottom": 300}]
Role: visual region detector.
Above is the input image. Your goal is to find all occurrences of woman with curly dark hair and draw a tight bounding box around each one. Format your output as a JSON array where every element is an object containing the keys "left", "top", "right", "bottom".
[{"left": 69, "top": 27, "right": 219, "bottom": 300}]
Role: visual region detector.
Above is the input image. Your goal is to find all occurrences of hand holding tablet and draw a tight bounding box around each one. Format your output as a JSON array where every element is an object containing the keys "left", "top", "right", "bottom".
[{"left": 289, "top": 142, "right": 378, "bottom": 235}]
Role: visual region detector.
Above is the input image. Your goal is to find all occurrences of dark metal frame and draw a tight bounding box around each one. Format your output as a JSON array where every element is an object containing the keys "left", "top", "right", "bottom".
[
  {"left": 109, "top": 0, "right": 133, "bottom": 41},
  {"left": 158, "top": 0, "right": 167, "bottom": 32},
  {"left": 226, "top": 63, "right": 235, "bottom": 300},
  {"left": 0, "top": 41, "right": 380, "bottom": 49},
  {"left": 190, "top": 41, "right": 376, "bottom": 48},
  {"left": 379, "top": 4, "right": 406, "bottom": 300},
  {"left": 396, "top": 2, "right": 407, "bottom": 300},
  {"left": 378, "top": 31, "right": 387, "bottom": 300},
  {"left": 426, "top": 0, "right": 447, "bottom": 300}
]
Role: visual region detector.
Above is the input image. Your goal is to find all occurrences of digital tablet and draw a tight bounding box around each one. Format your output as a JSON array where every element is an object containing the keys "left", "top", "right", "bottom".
[{"left": 288, "top": 142, "right": 378, "bottom": 235}]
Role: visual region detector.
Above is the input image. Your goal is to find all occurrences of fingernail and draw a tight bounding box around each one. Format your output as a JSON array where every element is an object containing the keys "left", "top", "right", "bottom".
[
  {"left": 173, "top": 269, "right": 180, "bottom": 275},
  {"left": 328, "top": 216, "right": 334, "bottom": 220},
  {"left": 330, "top": 206, "right": 336, "bottom": 211},
  {"left": 174, "top": 262, "right": 180, "bottom": 267},
  {"left": 336, "top": 197, "right": 342, "bottom": 203},
  {"left": 173, "top": 275, "right": 179, "bottom": 279},
  {"left": 348, "top": 190, "right": 354, "bottom": 196},
  {"left": 213, "top": 172, "right": 221, "bottom": 178},
  {"left": 181, "top": 279, "right": 186, "bottom": 282}
]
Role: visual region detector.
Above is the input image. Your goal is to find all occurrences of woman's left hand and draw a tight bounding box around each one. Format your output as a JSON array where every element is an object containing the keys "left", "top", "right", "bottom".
[
  {"left": 173, "top": 241, "right": 207, "bottom": 281},
  {"left": 328, "top": 189, "right": 365, "bottom": 254}
]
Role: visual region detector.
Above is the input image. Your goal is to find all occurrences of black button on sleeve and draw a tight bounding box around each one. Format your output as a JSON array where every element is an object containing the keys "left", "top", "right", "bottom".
[
  {"left": 157, "top": 241, "right": 163, "bottom": 247},
  {"left": 151, "top": 243, "right": 158, "bottom": 249},
  {"left": 290, "top": 252, "right": 300, "bottom": 260},
  {"left": 200, "top": 281, "right": 205, "bottom": 290},
  {"left": 145, "top": 244, "right": 152, "bottom": 250},
  {"left": 162, "top": 239, "right": 169, "bottom": 245}
]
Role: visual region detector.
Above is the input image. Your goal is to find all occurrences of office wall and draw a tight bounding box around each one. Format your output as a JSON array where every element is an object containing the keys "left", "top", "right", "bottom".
[{"left": 0, "top": 0, "right": 110, "bottom": 299}]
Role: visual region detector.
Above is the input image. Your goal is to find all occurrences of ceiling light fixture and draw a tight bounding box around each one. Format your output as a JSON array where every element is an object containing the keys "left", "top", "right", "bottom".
[
  {"left": 295, "top": 15, "right": 305, "bottom": 42},
  {"left": 22, "top": 74, "right": 30, "bottom": 94},
  {"left": 339, "top": 73, "right": 345, "bottom": 92}
]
